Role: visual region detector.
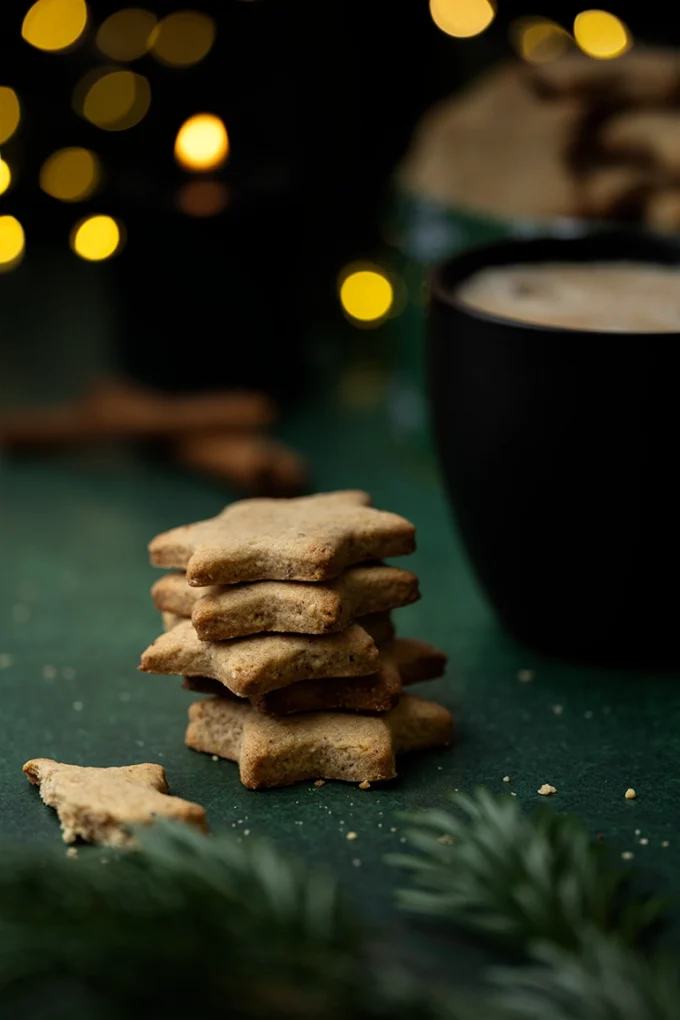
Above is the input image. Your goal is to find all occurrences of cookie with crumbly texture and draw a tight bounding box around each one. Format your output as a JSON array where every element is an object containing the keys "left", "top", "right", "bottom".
[
  {"left": 182, "top": 636, "right": 447, "bottom": 715},
  {"left": 23, "top": 759, "right": 207, "bottom": 846},
  {"left": 185, "top": 694, "right": 453, "bottom": 788},
  {"left": 152, "top": 564, "right": 420, "bottom": 640},
  {"left": 141, "top": 619, "right": 379, "bottom": 697},
  {"left": 148, "top": 491, "right": 416, "bottom": 586}
]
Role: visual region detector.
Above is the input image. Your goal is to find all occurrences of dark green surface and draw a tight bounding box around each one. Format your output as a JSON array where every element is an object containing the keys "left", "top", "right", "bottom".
[{"left": 2, "top": 402, "right": 680, "bottom": 906}]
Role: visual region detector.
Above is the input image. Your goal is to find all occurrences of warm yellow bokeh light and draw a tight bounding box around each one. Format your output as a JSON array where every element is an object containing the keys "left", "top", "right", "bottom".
[
  {"left": 0, "top": 215, "right": 25, "bottom": 272},
  {"left": 574, "top": 10, "right": 630, "bottom": 59},
  {"left": 512, "top": 17, "right": 571, "bottom": 63},
  {"left": 429, "top": 0, "right": 496, "bottom": 39},
  {"left": 174, "top": 114, "right": 229, "bottom": 171},
  {"left": 0, "top": 160, "right": 12, "bottom": 196},
  {"left": 70, "top": 215, "right": 122, "bottom": 261},
  {"left": 21, "top": 0, "right": 88, "bottom": 52},
  {"left": 40, "top": 147, "right": 101, "bottom": 202},
  {"left": 0, "top": 87, "right": 21, "bottom": 145},
  {"left": 339, "top": 268, "right": 394, "bottom": 325},
  {"left": 150, "top": 11, "right": 216, "bottom": 67},
  {"left": 176, "top": 180, "right": 229, "bottom": 217},
  {"left": 77, "top": 69, "right": 151, "bottom": 131},
  {"left": 96, "top": 8, "right": 157, "bottom": 61}
]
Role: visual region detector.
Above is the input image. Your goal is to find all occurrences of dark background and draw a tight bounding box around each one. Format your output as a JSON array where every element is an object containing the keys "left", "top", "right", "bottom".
[{"left": 1, "top": 1, "right": 676, "bottom": 399}]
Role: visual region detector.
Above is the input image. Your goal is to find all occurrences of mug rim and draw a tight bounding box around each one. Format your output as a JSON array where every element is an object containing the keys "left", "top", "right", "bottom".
[{"left": 429, "top": 230, "right": 680, "bottom": 337}]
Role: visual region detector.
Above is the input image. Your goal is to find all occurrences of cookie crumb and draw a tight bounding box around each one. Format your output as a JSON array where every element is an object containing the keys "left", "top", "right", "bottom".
[
  {"left": 510, "top": 791, "right": 517, "bottom": 796},
  {"left": 502, "top": 776, "right": 511, "bottom": 783},
  {"left": 552, "top": 704, "right": 563, "bottom": 715},
  {"left": 538, "top": 783, "right": 556, "bottom": 796},
  {"left": 639, "top": 838, "right": 648, "bottom": 846},
  {"left": 359, "top": 780, "right": 371, "bottom": 790},
  {"left": 42, "top": 665, "right": 57, "bottom": 680},
  {"left": 437, "top": 834, "right": 455, "bottom": 845},
  {"left": 73, "top": 701, "right": 84, "bottom": 712},
  {"left": 211, "top": 755, "right": 219, "bottom": 762},
  {"left": 352, "top": 858, "right": 361, "bottom": 867},
  {"left": 66, "top": 847, "right": 78, "bottom": 859},
  {"left": 0, "top": 653, "right": 14, "bottom": 670},
  {"left": 634, "top": 828, "right": 641, "bottom": 835},
  {"left": 517, "top": 669, "right": 535, "bottom": 683},
  {"left": 622, "top": 851, "right": 634, "bottom": 860},
  {"left": 390, "top": 826, "right": 397, "bottom": 833},
  {"left": 662, "top": 840, "right": 670, "bottom": 847},
  {"left": 314, "top": 779, "right": 325, "bottom": 787},
  {"left": 625, "top": 788, "right": 636, "bottom": 800},
  {"left": 346, "top": 831, "right": 358, "bottom": 841},
  {"left": 243, "top": 829, "right": 250, "bottom": 836}
]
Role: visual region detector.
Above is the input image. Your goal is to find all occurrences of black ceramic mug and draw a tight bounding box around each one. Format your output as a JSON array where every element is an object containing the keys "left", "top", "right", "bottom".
[{"left": 428, "top": 232, "right": 680, "bottom": 667}]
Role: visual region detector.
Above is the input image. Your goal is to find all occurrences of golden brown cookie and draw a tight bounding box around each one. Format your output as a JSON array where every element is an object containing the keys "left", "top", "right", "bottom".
[
  {"left": 149, "top": 491, "right": 416, "bottom": 586},
  {"left": 185, "top": 694, "right": 453, "bottom": 788},
  {"left": 23, "top": 758, "right": 207, "bottom": 846},
  {"left": 182, "top": 635, "right": 447, "bottom": 715},
  {"left": 176, "top": 432, "right": 307, "bottom": 496},
  {"left": 140, "top": 619, "right": 380, "bottom": 697},
  {"left": 152, "top": 564, "right": 420, "bottom": 640}
]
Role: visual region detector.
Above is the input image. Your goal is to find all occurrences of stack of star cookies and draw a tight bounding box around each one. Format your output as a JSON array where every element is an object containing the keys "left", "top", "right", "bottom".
[{"left": 140, "top": 491, "right": 452, "bottom": 789}]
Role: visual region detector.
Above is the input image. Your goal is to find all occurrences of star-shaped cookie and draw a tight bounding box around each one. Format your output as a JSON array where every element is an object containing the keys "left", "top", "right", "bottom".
[
  {"left": 148, "top": 491, "right": 416, "bottom": 586},
  {"left": 185, "top": 694, "right": 452, "bottom": 788},
  {"left": 140, "top": 619, "right": 380, "bottom": 697},
  {"left": 182, "top": 636, "right": 447, "bottom": 715},
  {"left": 152, "top": 563, "right": 420, "bottom": 640},
  {"left": 23, "top": 759, "right": 207, "bottom": 846}
]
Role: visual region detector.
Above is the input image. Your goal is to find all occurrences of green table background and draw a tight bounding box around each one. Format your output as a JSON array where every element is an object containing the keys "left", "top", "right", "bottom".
[{"left": 1, "top": 254, "right": 679, "bottom": 981}]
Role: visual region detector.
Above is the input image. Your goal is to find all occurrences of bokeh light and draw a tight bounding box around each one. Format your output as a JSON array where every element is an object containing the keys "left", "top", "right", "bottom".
[
  {"left": 0, "top": 87, "right": 21, "bottom": 145},
  {"left": 574, "top": 10, "right": 631, "bottom": 59},
  {"left": 0, "top": 160, "right": 12, "bottom": 196},
  {"left": 176, "top": 180, "right": 229, "bottom": 216},
  {"left": 511, "top": 17, "right": 571, "bottom": 63},
  {"left": 0, "top": 216, "right": 25, "bottom": 273},
  {"left": 70, "top": 215, "right": 123, "bottom": 261},
  {"left": 96, "top": 8, "right": 157, "bottom": 61},
  {"left": 339, "top": 267, "right": 394, "bottom": 325},
  {"left": 174, "top": 114, "right": 229, "bottom": 171},
  {"left": 429, "top": 0, "right": 496, "bottom": 39},
  {"left": 76, "top": 68, "right": 151, "bottom": 131},
  {"left": 150, "top": 11, "right": 216, "bottom": 67},
  {"left": 21, "top": 0, "right": 88, "bottom": 52},
  {"left": 40, "top": 147, "right": 101, "bottom": 202}
]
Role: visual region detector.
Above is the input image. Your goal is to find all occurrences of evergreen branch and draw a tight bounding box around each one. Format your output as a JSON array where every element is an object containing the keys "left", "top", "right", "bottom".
[
  {"left": 490, "top": 932, "right": 680, "bottom": 1020},
  {"left": 387, "top": 789, "right": 666, "bottom": 953}
]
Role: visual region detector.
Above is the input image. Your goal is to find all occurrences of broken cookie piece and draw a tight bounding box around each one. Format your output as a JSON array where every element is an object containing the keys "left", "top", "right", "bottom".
[
  {"left": 185, "top": 693, "right": 453, "bottom": 788},
  {"left": 23, "top": 758, "right": 207, "bottom": 846}
]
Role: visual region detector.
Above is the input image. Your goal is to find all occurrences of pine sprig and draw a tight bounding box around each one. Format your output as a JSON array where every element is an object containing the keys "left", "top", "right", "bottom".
[
  {"left": 490, "top": 933, "right": 680, "bottom": 1020},
  {"left": 0, "top": 824, "right": 442, "bottom": 1019},
  {"left": 387, "top": 788, "right": 665, "bottom": 953}
]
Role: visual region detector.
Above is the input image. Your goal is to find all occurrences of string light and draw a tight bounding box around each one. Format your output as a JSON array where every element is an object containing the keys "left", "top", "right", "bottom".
[
  {"left": 511, "top": 17, "right": 571, "bottom": 63},
  {"left": 0, "top": 215, "right": 25, "bottom": 272},
  {"left": 429, "top": 0, "right": 496, "bottom": 39},
  {"left": 150, "top": 11, "right": 216, "bottom": 67},
  {"left": 96, "top": 8, "right": 157, "bottom": 61},
  {"left": 40, "top": 148, "right": 101, "bottom": 202},
  {"left": 174, "top": 114, "right": 229, "bottom": 171},
  {"left": 339, "top": 266, "right": 394, "bottom": 326},
  {"left": 0, "top": 87, "right": 21, "bottom": 145},
  {"left": 21, "top": 0, "right": 88, "bottom": 52},
  {"left": 70, "top": 215, "right": 123, "bottom": 261},
  {"left": 0, "top": 160, "right": 12, "bottom": 196},
  {"left": 574, "top": 10, "right": 631, "bottom": 59},
  {"left": 76, "top": 69, "right": 151, "bottom": 131},
  {"left": 176, "top": 180, "right": 229, "bottom": 216}
]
